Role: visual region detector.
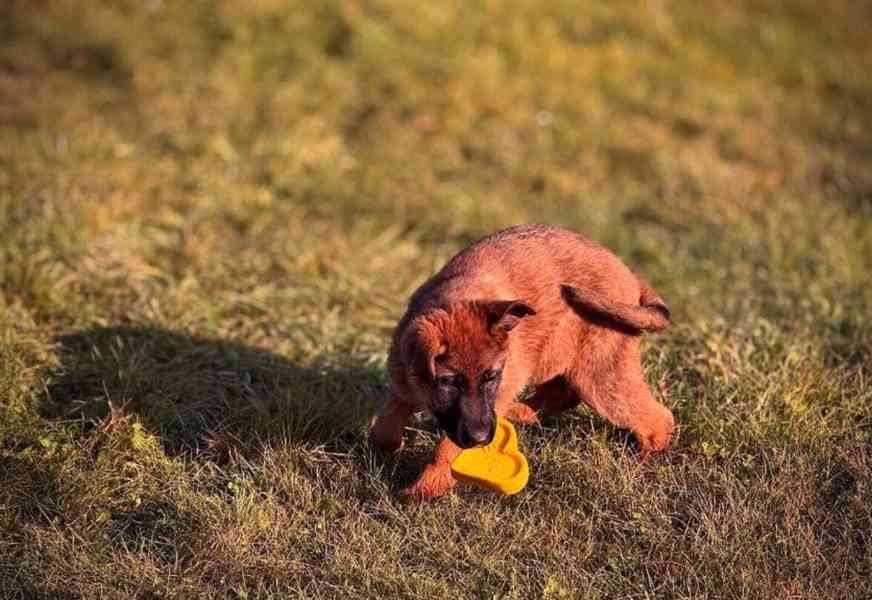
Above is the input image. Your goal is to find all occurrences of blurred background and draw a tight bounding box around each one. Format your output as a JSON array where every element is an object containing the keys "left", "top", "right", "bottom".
[
  {"left": 2, "top": 1, "right": 870, "bottom": 344},
  {"left": 1, "top": 1, "right": 871, "bottom": 598}
]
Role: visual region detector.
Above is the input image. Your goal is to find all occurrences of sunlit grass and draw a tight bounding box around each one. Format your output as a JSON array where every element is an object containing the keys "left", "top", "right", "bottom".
[{"left": 1, "top": 1, "right": 871, "bottom": 598}]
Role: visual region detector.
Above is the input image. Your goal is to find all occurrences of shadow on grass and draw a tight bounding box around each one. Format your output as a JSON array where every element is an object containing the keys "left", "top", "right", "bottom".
[
  {"left": 36, "top": 326, "right": 657, "bottom": 495},
  {"left": 0, "top": 454, "right": 64, "bottom": 596},
  {"left": 39, "top": 326, "right": 387, "bottom": 458}
]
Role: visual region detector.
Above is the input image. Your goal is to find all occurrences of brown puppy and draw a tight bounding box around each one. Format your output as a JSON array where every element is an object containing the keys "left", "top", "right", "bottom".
[{"left": 370, "top": 224, "right": 674, "bottom": 499}]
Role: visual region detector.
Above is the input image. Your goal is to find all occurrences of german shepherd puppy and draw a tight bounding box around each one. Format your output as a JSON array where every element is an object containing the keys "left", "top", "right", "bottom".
[{"left": 370, "top": 224, "right": 674, "bottom": 499}]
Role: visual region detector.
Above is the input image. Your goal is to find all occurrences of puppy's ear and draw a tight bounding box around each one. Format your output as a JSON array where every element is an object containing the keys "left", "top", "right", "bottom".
[
  {"left": 401, "top": 314, "right": 446, "bottom": 382},
  {"left": 486, "top": 300, "right": 536, "bottom": 336}
]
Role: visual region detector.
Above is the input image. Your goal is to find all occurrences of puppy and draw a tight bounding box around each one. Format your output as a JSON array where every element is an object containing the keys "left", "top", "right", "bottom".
[{"left": 370, "top": 224, "right": 674, "bottom": 499}]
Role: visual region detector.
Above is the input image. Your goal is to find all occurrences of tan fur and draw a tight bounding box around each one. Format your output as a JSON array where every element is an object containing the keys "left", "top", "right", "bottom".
[{"left": 370, "top": 224, "right": 675, "bottom": 499}]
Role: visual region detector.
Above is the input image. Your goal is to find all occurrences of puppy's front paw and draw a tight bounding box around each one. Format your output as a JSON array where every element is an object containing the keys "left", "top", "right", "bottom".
[
  {"left": 370, "top": 399, "right": 414, "bottom": 454},
  {"left": 370, "top": 428, "right": 404, "bottom": 454},
  {"left": 402, "top": 466, "right": 457, "bottom": 501}
]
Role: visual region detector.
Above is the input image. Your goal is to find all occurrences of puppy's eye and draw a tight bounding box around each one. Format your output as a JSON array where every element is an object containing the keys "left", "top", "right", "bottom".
[
  {"left": 436, "top": 375, "right": 458, "bottom": 388},
  {"left": 481, "top": 370, "right": 501, "bottom": 384}
]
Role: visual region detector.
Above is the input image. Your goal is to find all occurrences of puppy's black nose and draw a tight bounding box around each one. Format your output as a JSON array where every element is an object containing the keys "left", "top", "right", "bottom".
[{"left": 457, "top": 423, "right": 496, "bottom": 448}]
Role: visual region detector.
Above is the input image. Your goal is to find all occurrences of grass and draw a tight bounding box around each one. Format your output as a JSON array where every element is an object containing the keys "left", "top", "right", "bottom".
[{"left": 1, "top": 0, "right": 871, "bottom": 598}]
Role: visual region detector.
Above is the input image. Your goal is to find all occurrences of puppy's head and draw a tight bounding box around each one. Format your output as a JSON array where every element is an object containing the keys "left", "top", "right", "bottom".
[{"left": 402, "top": 300, "right": 536, "bottom": 449}]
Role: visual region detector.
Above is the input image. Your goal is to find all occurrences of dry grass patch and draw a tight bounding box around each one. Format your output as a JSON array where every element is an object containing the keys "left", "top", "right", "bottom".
[{"left": 2, "top": 0, "right": 871, "bottom": 598}]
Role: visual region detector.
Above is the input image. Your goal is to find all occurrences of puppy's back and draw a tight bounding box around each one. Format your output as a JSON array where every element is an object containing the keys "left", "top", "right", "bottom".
[{"left": 408, "top": 224, "right": 641, "bottom": 312}]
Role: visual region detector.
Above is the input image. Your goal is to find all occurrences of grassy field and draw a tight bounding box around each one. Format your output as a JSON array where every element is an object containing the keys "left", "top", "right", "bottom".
[{"left": 2, "top": 1, "right": 871, "bottom": 598}]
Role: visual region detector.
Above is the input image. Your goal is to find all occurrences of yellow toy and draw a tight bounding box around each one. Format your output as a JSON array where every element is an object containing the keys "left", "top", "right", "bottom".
[{"left": 451, "top": 417, "right": 529, "bottom": 495}]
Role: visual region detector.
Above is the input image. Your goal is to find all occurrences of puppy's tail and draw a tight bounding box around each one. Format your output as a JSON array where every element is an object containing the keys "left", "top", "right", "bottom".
[{"left": 560, "top": 279, "right": 670, "bottom": 333}]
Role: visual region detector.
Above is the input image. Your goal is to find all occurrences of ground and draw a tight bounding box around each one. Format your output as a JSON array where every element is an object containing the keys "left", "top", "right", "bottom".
[{"left": 1, "top": 1, "right": 871, "bottom": 598}]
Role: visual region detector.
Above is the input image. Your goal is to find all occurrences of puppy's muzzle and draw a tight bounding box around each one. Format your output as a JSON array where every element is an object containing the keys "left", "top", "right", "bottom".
[{"left": 456, "top": 420, "right": 496, "bottom": 449}]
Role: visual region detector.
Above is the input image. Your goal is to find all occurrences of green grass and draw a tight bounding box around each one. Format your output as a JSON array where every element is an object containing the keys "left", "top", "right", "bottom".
[{"left": 1, "top": 1, "right": 871, "bottom": 598}]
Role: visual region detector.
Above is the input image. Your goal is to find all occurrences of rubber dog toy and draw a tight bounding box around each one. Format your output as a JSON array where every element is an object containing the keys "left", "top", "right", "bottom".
[{"left": 451, "top": 417, "right": 529, "bottom": 495}]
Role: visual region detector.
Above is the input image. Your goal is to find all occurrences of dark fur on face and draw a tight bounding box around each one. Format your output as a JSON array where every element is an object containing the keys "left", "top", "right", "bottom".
[
  {"left": 431, "top": 363, "right": 502, "bottom": 448},
  {"left": 404, "top": 300, "right": 534, "bottom": 448}
]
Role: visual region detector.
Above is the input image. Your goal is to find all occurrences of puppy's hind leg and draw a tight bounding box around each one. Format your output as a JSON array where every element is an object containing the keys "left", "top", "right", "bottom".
[
  {"left": 370, "top": 395, "right": 415, "bottom": 454},
  {"left": 613, "top": 373, "right": 674, "bottom": 460},
  {"left": 503, "top": 376, "right": 580, "bottom": 424},
  {"left": 527, "top": 376, "right": 581, "bottom": 414},
  {"left": 566, "top": 344, "right": 674, "bottom": 459},
  {"left": 496, "top": 369, "right": 540, "bottom": 424}
]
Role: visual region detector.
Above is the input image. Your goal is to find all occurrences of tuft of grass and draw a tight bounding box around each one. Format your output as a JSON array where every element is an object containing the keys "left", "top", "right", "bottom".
[{"left": 1, "top": 1, "right": 871, "bottom": 598}]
